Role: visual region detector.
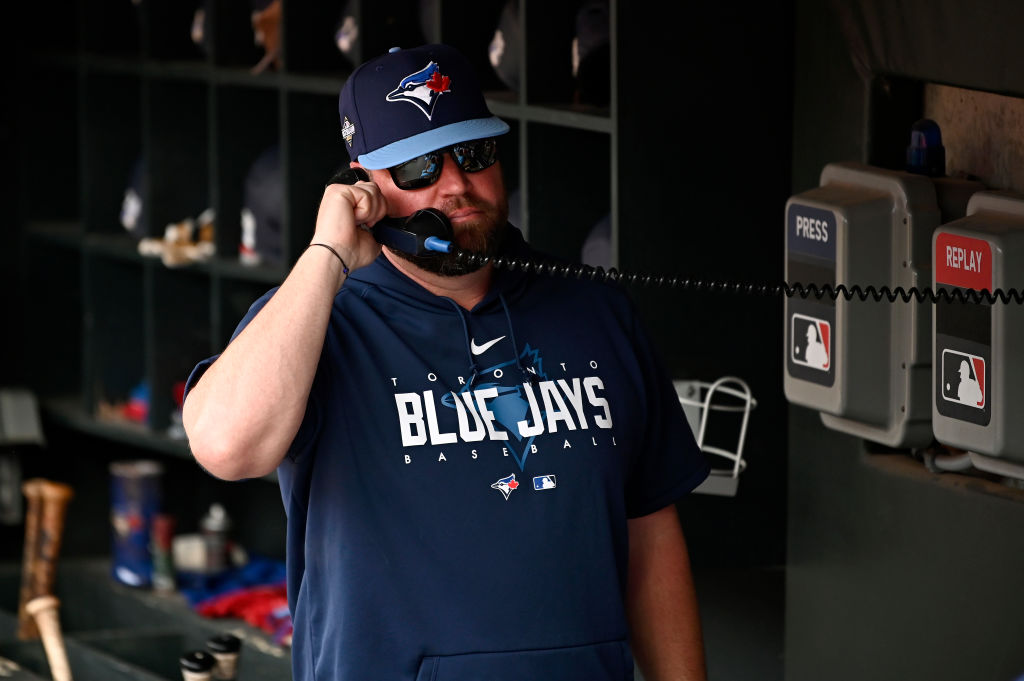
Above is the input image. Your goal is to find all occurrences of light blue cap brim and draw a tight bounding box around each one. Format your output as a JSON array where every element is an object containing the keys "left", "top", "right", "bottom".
[{"left": 357, "top": 116, "right": 510, "bottom": 169}]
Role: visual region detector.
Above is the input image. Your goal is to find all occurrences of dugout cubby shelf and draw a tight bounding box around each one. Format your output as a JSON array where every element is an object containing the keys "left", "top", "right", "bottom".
[{"left": 15, "top": 0, "right": 616, "bottom": 464}]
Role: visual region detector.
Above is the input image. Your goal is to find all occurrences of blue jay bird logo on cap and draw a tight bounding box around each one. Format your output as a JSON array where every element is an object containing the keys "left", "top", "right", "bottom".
[{"left": 386, "top": 61, "right": 451, "bottom": 119}]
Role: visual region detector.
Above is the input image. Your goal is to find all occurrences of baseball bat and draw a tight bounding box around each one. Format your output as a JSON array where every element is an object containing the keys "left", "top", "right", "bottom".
[
  {"left": 17, "top": 479, "right": 45, "bottom": 639},
  {"left": 17, "top": 479, "right": 74, "bottom": 640},
  {"left": 25, "top": 595, "right": 73, "bottom": 681}
]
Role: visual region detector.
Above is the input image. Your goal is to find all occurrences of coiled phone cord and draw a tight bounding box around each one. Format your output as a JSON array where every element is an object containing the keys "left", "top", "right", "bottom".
[{"left": 448, "top": 247, "right": 1024, "bottom": 304}]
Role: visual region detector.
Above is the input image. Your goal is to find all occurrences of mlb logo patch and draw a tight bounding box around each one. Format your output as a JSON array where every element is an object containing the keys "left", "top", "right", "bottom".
[
  {"left": 533, "top": 475, "right": 556, "bottom": 490},
  {"left": 941, "top": 349, "right": 986, "bottom": 409},
  {"left": 791, "top": 313, "right": 830, "bottom": 371}
]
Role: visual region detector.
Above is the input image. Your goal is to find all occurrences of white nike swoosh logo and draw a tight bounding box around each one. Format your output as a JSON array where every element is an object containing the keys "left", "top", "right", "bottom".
[{"left": 471, "top": 336, "right": 506, "bottom": 355}]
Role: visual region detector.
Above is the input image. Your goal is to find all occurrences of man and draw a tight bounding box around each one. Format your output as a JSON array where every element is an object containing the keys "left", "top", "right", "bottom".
[{"left": 183, "top": 43, "right": 709, "bottom": 681}]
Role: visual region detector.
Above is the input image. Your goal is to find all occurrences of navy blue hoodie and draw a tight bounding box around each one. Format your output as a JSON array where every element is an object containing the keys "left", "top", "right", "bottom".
[{"left": 187, "top": 226, "right": 708, "bottom": 680}]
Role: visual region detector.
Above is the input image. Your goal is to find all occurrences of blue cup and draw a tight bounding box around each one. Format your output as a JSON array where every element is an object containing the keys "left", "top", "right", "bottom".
[{"left": 109, "top": 460, "right": 164, "bottom": 587}]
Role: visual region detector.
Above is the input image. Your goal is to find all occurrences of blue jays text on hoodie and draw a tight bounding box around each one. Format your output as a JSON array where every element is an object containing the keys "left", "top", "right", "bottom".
[{"left": 186, "top": 225, "right": 709, "bottom": 681}]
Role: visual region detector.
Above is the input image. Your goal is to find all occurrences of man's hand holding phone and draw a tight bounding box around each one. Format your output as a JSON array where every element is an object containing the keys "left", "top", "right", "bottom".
[{"left": 313, "top": 175, "right": 386, "bottom": 277}]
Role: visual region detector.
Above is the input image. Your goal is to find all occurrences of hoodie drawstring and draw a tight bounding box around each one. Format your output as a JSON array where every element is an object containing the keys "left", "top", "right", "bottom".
[
  {"left": 445, "top": 299, "right": 483, "bottom": 388},
  {"left": 499, "top": 293, "right": 537, "bottom": 385}
]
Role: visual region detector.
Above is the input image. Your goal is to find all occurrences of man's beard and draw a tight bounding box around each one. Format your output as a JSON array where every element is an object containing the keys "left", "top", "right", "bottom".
[{"left": 387, "top": 197, "right": 508, "bottom": 276}]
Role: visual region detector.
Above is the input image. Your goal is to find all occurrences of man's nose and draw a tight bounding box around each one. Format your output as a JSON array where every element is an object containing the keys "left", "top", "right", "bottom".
[{"left": 434, "top": 153, "right": 473, "bottom": 194}]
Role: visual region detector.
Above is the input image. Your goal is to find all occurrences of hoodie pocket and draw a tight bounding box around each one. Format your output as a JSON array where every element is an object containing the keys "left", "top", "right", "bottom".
[{"left": 414, "top": 639, "right": 633, "bottom": 681}]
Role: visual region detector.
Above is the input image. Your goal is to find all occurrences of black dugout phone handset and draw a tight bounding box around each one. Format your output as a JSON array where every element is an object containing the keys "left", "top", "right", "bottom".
[
  {"left": 327, "top": 167, "right": 454, "bottom": 257},
  {"left": 324, "top": 167, "right": 1021, "bottom": 305}
]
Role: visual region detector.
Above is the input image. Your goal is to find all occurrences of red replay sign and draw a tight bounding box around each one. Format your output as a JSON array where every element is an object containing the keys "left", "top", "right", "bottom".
[{"left": 935, "top": 232, "right": 992, "bottom": 291}]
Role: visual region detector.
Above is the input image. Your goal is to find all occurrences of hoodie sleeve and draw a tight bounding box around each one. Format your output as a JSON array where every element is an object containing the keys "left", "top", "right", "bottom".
[
  {"left": 183, "top": 288, "right": 278, "bottom": 402},
  {"left": 183, "top": 285, "right": 326, "bottom": 477}
]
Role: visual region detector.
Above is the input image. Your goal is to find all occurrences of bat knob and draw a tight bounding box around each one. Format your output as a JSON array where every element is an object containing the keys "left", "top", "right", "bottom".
[
  {"left": 206, "top": 633, "right": 241, "bottom": 680},
  {"left": 24, "top": 594, "right": 59, "bottom": 617},
  {"left": 180, "top": 650, "right": 216, "bottom": 681}
]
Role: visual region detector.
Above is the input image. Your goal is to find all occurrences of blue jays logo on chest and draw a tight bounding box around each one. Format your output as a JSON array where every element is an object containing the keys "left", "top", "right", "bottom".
[
  {"left": 440, "top": 346, "right": 549, "bottom": 470},
  {"left": 391, "top": 343, "right": 617, "bottom": 473},
  {"left": 386, "top": 61, "right": 451, "bottom": 119}
]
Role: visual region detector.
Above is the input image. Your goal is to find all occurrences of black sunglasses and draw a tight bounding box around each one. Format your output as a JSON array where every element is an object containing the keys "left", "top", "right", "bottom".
[{"left": 388, "top": 138, "right": 499, "bottom": 190}]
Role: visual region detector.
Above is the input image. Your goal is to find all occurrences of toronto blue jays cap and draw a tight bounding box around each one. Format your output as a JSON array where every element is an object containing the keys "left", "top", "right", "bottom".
[{"left": 338, "top": 43, "right": 510, "bottom": 169}]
